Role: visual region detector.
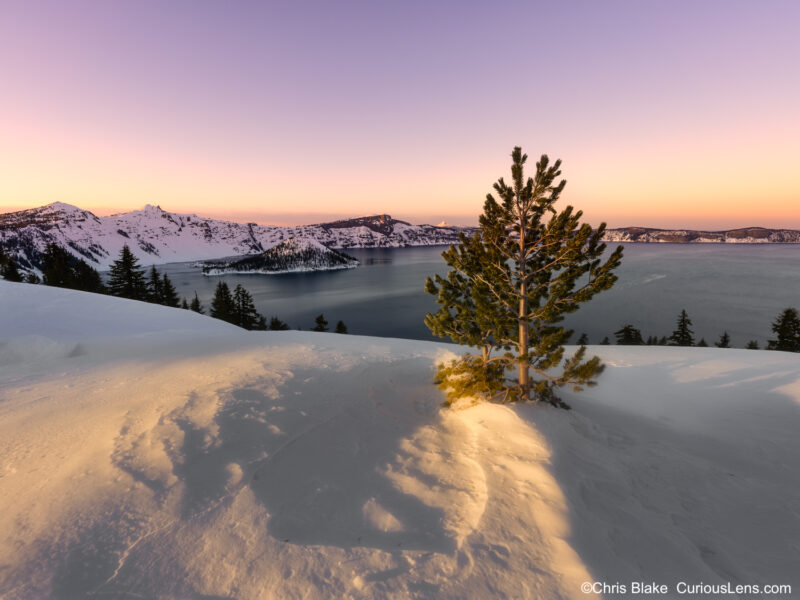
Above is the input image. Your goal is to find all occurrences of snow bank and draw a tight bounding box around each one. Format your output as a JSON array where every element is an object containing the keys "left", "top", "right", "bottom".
[{"left": 1, "top": 281, "right": 798, "bottom": 599}]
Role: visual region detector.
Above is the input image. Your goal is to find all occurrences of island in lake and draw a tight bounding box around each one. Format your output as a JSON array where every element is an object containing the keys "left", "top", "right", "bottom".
[{"left": 201, "top": 237, "right": 360, "bottom": 275}]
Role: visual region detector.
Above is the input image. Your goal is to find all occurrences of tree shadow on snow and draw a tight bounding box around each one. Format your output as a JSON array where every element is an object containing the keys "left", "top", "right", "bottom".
[{"left": 513, "top": 352, "right": 800, "bottom": 591}]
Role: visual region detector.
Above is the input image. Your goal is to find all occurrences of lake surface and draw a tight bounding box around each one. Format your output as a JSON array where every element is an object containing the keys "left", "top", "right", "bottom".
[{"left": 156, "top": 244, "right": 800, "bottom": 347}]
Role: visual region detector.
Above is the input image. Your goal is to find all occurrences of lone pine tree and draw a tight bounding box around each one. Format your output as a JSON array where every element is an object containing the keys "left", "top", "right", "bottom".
[
  {"left": 425, "top": 147, "right": 623, "bottom": 407},
  {"left": 669, "top": 309, "right": 695, "bottom": 346},
  {"left": 715, "top": 331, "right": 731, "bottom": 348},
  {"left": 147, "top": 266, "right": 163, "bottom": 302},
  {"left": 767, "top": 307, "right": 800, "bottom": 352},
  {"left": 232, "top": 284, "right": 262, "bottom": 330},
  {"left": 190, "top": 292, "right": 204, "bottom": 314},
  {"left": 108, "top": 245, "right": 147, "bottom": 300},
  {"left": 160, "top": 274, "right": 180, "bottom": 308},
  {"left": 210, "top": 281, "right": 235, "bottom": 323},
  {"left": 313, "top": 314, "right": 329, "bottom": 332}
]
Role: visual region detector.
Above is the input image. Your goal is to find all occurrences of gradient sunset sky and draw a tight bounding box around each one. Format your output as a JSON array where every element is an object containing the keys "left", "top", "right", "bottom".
[{"left": 1, "top": 0, "right": 798, "bottom": 228}]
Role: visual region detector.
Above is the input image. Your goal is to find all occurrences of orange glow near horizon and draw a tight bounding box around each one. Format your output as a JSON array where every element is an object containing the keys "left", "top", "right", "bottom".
[{"left": 2, "top": 109, "right": 797, "bottom": 229}]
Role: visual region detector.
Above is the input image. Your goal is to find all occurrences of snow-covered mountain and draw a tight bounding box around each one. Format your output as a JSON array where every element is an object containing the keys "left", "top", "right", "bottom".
[
  {"left": 604, "top": 226, "right": 800, "bottom": 243},
  {"left": 202, "top": 237, "right": 360, "bottom": 275},
  {"left": 0, "top": 203, "right": 471, "bottom": 272},
  {"left": 5, "top": 202, "right": 798, "bottom": 275}
]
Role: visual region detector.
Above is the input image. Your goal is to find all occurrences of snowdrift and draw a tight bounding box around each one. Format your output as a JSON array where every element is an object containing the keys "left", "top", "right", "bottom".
[{"left": 0, "top": 280, "right": 798, "bottom": 599}]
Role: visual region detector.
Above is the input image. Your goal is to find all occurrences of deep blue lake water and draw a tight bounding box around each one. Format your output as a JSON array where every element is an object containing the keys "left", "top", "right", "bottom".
[{"left": 156, "top": 244, "right": 800, "bottom": 348}]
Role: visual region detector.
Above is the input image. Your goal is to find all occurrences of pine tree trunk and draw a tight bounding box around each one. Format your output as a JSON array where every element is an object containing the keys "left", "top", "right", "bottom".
[{"left": 518, "top": 216, "right": 529, "bottom": 399}]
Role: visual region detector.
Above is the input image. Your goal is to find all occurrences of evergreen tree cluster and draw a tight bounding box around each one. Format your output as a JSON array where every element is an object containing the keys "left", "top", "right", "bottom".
[
  {"left": 105, "top": 245, "right": 194, "bottom": 311},
  {"left": 41, "top": 243, "right": 105, "bottom": 293},
  {"left": 767, "top": 308, "right": 800, "bottom": 352},
  {"left": 207, "top": 286, "right": 348, "bottom": 333},
  {"left": 614, "top": 324, "right": 644, "bottom": 345},
  {"left": 584, "top": 306, "right": 799, "bottom": 352},
  {"left": 209, "top": 281, "right": 266, "bottom": 330},
  {"left": 0, "top": 247, "right": 24, "bottom": 282},
  {"left": 146, "top": 265, "right": 181, "bottom": 307},
  {"left": 9, "top": 242, "right": 349, "bottom": 334}
]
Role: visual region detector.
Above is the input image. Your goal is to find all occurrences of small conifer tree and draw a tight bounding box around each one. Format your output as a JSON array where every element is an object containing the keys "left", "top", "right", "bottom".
[
  {"left": 108, "top": 245, "right": 147, "bottom": 300},
  {"left": 232, "top": 284, "right": 261, "bottom": 329},
  {"left": 715, "top": 331, "right": 731, "bottom": 348},
  {"left": 161, "top": 274, "right": 180, "bottom": 307},
  {"left": 668, "top": 309, "right": 695, "bottom": 346},
  {"left": 614, "top": 324, "right": 644, "bottom": 345},
  {"left": 210, "top": 281, "right": 235, "bottom": 323},
  {"left": 335, "top": 320, "right": 348, "bottom": 334},
  {"left": 313, "top": 314, "right": 329, "bottom": 332},
  {"left": 746, "top": 340, "right": 759, "bottom": 350},
  {"left": 41, "top": 243, "right": 104, "bottom": 292},
  {"left": 600, "top": 337, "right": 611, "bottom": 345},
  {"left": 190, "top": 292, "right": 204, "bottom": 314},
  {"left": 147, "top": 266, "right": 163, "bottom": 303},
  {"left": 269, "top": 316, "right": 290, "bottom": 330},
  {"left": 181, "top": 298, "right": 189, "bottom": 309},
  {"left": 42, "top": 243, "right": 74, "bottom": 287},
  {"left": 1, "top": 255, "right": 24, "bottom": 282},
  {"left": 74, "top": 260, "right": 105, "bottom": 293},
  {"left": 697, "top": 338, "right": 708, "bottom": 347},
  {"left": 426, "top": 147, "right": 622, "bottom": 407},
  {"left": 767, "top": 308, "right": 800, "bottom": 352}
]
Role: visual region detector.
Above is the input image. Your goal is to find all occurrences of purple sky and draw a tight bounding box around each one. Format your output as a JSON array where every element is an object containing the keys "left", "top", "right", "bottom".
[{"left": 1, "top": 0, "right": 798, "bottom": 227}]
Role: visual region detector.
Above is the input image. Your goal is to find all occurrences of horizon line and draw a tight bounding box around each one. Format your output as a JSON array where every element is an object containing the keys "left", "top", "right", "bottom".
[{"left": 1, "top": 201, "right": 799, "bottom": 232}]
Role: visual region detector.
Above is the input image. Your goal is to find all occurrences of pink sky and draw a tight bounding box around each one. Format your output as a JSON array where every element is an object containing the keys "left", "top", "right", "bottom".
[{"left": 1, "top": 1, "right": 798, "bottom": 228}]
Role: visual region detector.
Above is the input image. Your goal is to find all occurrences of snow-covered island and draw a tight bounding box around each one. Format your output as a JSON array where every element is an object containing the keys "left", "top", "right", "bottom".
[
  {"left": 201, "top": 237, "right": 360, "bottom": 276},
  {"left": 1, "top": 279, "right": 798, "bottom": 599}
]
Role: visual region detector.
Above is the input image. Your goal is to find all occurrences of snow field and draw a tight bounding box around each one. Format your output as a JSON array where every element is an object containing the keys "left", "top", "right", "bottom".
[{"left": 1, "top": 280, "right": 799, "bottom": 599}]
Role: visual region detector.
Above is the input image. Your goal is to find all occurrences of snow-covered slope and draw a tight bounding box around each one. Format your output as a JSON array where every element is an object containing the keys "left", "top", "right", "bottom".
[
  {"left": 202, "top": 236, "right": 360, "bottom": 275},
  {"left": 0, "top": 203, "right": 470, "bottom": 272},
  {"left": 1, "top": 281, "right": 799, "bottom": 599}
]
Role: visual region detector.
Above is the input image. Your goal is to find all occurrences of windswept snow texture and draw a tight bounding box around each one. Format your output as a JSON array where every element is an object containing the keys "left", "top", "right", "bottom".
[
  {"left": 1, "top": 281, "right": 799, "bottom": 599},
  {"left": 0, "top": 203, "right": 470, "bottom": 272},
  {"left": 202, "top": 237, "right": 360, "bottom": 275}
]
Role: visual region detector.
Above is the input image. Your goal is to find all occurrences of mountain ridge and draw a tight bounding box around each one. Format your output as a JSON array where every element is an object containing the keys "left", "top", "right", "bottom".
[
  {"left": 3, "top": 202, "right": 800, "bottom": 273},
  {"left": 0, "top": 203, "right": 470, "bottom": 272}
]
